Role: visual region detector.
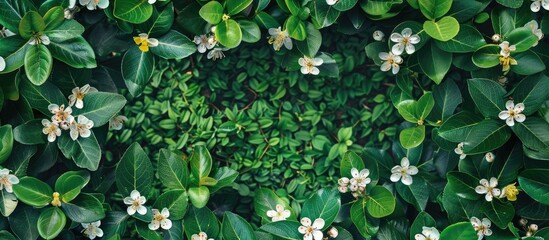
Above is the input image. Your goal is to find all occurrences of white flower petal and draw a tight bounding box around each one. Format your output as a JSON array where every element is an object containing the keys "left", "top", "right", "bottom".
[
  {"left": 402, "top": 175, "right": 413, "bottom": 185},
  {"left": 312, "top": 230, "right": 323, "bottom": 240},
  {"left": 514, "top": 114, "right": 526, "bottom": 123},
  {"left": 390, "top": 173, "right": 401, "bottom": 182},
  {"left": 390, "top": 33, "right": 403, "bottom": 43},
  {"left": 475, "top": 186, "right": 488, "bottom": 194},
  {"left": 312, "top": 218, "right": 325, "bottom": 229},
  {"left": 505, "top": 100, "right": 515, "bottom": 110},
  {"left": 392, "top": 43, "right": 405, "bottom": 55},
  {"left": 498, "top": 111, "right": 510, "bottom": 120},
  {"left": 407, "top": 166, "right": 419, "bottom": 175},
  {"left": 506, "top": 117, "right": 515, "bottom": 126}
]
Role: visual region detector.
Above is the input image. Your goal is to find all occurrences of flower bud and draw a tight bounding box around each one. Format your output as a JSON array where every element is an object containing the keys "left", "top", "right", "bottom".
[
  {"left": 492, "top": 34, "right": 501, "bottom": 42},
  {"left": 485, "top": 152, "right": 495, "bottom": 162},
  {"left": 327, "top": 227, "right": 339, "bottom": 238},
  {"left": 529, "top": 224, "right": 538, "bottom": 232},
  {"left": 373, "top": 30, "right": 385, "bottom": 41},
  {"left": 519, "top": 218, "right": 528, "bottom": 226}
]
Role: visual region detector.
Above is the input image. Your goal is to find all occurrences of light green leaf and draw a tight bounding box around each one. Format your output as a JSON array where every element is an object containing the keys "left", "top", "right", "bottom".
[
  {"left": 199, "top": 1, "right": 223, "bottom": 25},
  {"left": 37, "top": 207, "right": 66, "bottom": 240},
  {"left": 188, "top": 186, "right": 209, "bottom": 209},
  {"left": 423, "top": 16, "right": 460, "bottom": 42},
  {"left": 190, "top": 145, "right": 213, "bottom": 182},
  {"left": 351, "top": 200, "right": 379, "bottom": 238},
  {"left": 435, "top": 24, "right": 486, "bottom": 53},
  {"left": 113, "top": 0, "right": 153, "bottom": 24},
  {"left": 215, "top": 19, "right": 242, "bottom": 49},
  {"left": 0, "top": 191, "right": 18, "bottom": 217},
  {"left": 19, "top": 11, "right": 45, "bottom": 39},
  {"left": 72, "top": 92, "right": 127, "bottom": 127},
  {"left": 439, "top": 222, "right": 478, "bottom": 240},
  {"left": 238, "top": 20, "right": 261, "bottom": 43},
  {"left": 418, "top": 0, "right": 453, "bottom": 20},
  {"left": 150, "top": 30, "right": 196, "bottom": 60},
  {"left": 472, "top": 45, "right": 501, "bottom": 68},
  {"left": 44, "top": 19, "right": 85, "bottom": 42},
  {"left": 12, "top": 176, "right": 53, "bottom": 208},
  {"left": 226, "top": 0, "right": 253, "bottom": 16},
  {"left": 366, "top": 186, "right": 396, "bottom": 218},
  {"left": 115, "top": 143, "right": 154, "bottom": 196},
  {"left": 399, "top": 125, "right": 426, "bottom": 149},
  {"left": 0, "top": 125, "right": 14, "bottom": 163},
  {"left": 24, "top": 44, "right": 52, "bottom": 86}
]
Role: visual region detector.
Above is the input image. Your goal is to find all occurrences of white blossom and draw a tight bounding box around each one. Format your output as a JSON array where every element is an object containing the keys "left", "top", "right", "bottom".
[
  {"left": 0, "top": 27, "right": 15, "bottom": 38},
  {"left": 326, "top": 0, "right": 338, "bottom": 5},
  {"left": 123, "top": 190, "right": 147, "bottom": 216},
  {"left": 81, "top": 221, "right": 103, "bottom": 239},
  {"left": 298, "top": 217, "right": 325, "bottom": 240},
  {"left": 390, "top": 157, "right": 418, "bottom": 185},
  {"left": 109, "top": 114, "right": 128, "bottom": 130},
  {"left": 149, "top": 208, "right": 172, "bottom": 230},
  {"left": 491, "top": 34, "right": 501, "bottom": 43},
  {"left": 79, "top": 0, "right": 109, "bottom": 10},
  {"left": 207, "top": 48, "right": 228, "bottom": 61},
  {"left": 68, "top": 84, "right": 97, "bottom": 109},
  {"left": 471, "top": 217, "right": 492, "bottom": 240},
  {"left": 327, "top": 227, "right": 338, "bottom": 238},
  {"left": 49, "top": 104, "right": 72, "bottom": 130},
  {"left": 194, "top": 35, "right": 216, "bottom": 53},
  {"left": 69, "top": 115, "right": 94, "bottom": 140},
  {"left": 530, "top": 0, "right": 549, "bottom": 12},
  {"left": 454, "top": 142, "right": 466, "bottom": 160},
  {"left": 298, "top": 56, "right": 323, "bottom": 75},
  {"left": 379, "top": 51, "right": 403, "bottom": 74},
  {"left": 415, "top": 227, "right": 440, "bottom": 240},
  {"left": 266, "top": 204, "right": 291, "bottom": 222},
  {"left": 475, "top": 177, "right": 501, "bottom": 202},
  {"left": 499, "top": 41, "right": 516, "bottom": 57},
  {"left": 191, "top": 232, "right": 214, "bottom": 240},
  {"left": 525, "top": 20, "right": 544, "bottom": 46},
  {"left": 29, "top": 34, "right": 50, "bottom": 45},
  {"left": 373, "top": 30, "right": 385, "bottom": 41},
  {"left": 148, "top": 0, "right": 156, "bottom": 4},
  {"left": 0, "top": 168, "right": 19, "bottom": 193},
  {"left": 498, "top": 100, "right": 525, "bottom": 127},
  {"left": 42, "top": 119, "right": 62, "bottom": 142},
  {"left": 350, "top": 168, "right": 371, "bottom": 188},
  {"left": 268, "top": 27, "right": 293, "bottom": 51},
  {"left": 390, "top": 28, "right": 420, "bottom": 55}
]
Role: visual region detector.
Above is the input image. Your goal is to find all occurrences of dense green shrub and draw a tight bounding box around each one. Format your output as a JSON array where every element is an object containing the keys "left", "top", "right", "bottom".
[{"left": 0, "top": 0, "right": 548, "bottom": 240}]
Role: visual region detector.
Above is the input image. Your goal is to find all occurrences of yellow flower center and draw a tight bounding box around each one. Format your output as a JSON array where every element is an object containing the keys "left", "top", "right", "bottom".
[
  {"left": 503, "top": 183, "right": 519, "bottom": 201},
  {"left": 222, "top": 14, "right": 230, "bottom": 21},
  {"left": 268, "top": 31, "right": 287, "bottom": 51},
  {"left": 51, "top": 192, "right": 62, "bottom": 206}
]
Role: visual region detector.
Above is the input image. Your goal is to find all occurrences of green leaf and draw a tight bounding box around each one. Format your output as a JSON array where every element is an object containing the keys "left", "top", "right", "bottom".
[
  {"left": 199, "top": 1, "right": 223, "bottom": 25},
  {"left": 340, "top": 151, "right": 366, "bottom": 178},
  {"left": 254, "top": 188, "right": 294, "bottom": 222},
  {"left": 366, "top": 186, "right": 396, "bottom": 218},
  {"left": 0, "top": 230, "right": 17, "bottom": 240},
  {"left": 102, "top": 211, "right": 129, "bottom": 239},
  {"left": 400, "top": 125, "right": 426, "bottom": 149},
  {"left": 135, "top": 221, "right": 162, "bottom": 240},
  {"left": 61, "top": 193, "right": 105, "bottom": 223},
  {"left": 396, "top": 177, "right": 429, "bottom": 210},
  {"left": 157, "top": 149, "right": 188, "bottom": 190},
  {"left": 150, "top": 30, "right": 196, "bottom": 60},
  {"left": 238, "top": 20, "right": 261, "bottom": 43},
  {"left": 72, "top": 92, "right": 127, "bottom": 127},
  {"left": 491, "top": 6, "right": 533, "bottom": 36},
  {"left": 13, "top": 119, "right": 45, "bottom": 145},
  {"left": 472, "top": 45, "right": 500, "bottom": 68},
  {"left": 418, "top": 42, "right": 452, "bottom": 84},
  {"left": 519, "top": 169, "right": 549, "bottom": 205},
  {"left": 19, "top": 11, "right": 45, "bottom": 39},
  {"left": 0, "top": 0, "right": 36, "bottom": 34},
  {"left": 254, "top": 11, "right": 279, "bottom": 29},
  {"left": 140, "top": 2, "right": 173, "bottom": 36},
  {"left": 423, "top": 16, "right": 460, "bottom": 42},
  {"left": 511, "top": 51, "right": 545, "bottom": 75},
  {"left": 0, "top": 37, "right": 29, "bottom": 73},
  {"left": 418, "top": 0, "right": 452, "bottom": 20},
  {"left": 215, "top": 19, "right": 242, "bottom": 49},
  {"left": 351, "top": 200, "right": 379, "bottom": 238},
  {"left": 12, "top": 176, "right": 53, "bottom": 208},
  {"left": 447, "top": 172, "right": 481, "bottom": 200},
  {"left": 333, "top": 0, "right": 359, "bottom": 11},
  {"left": 190, "top": 145, "right": 213, "bottom": 182},
  {"left": 37, "top": 207, "right": 66, "bottom": 240},
  {"left": 209, "top": 167, "right": 239, "bottom": 193},
  {"left": 310, "top": 0, "right": 340, "bottom": 29},
  {"left": 0, "top": 190, "right": 18, "bottom": 217},
  {"left": 513, "top": 73, "right": 549, "bottom": 115},
  {"left": 8, "top": 205, "right": 40, "bottom": 240},
  {"left": 113, "top": 0, "right": 153, "bottom": 24},
  {"left": 0, "top": 125, "right": 14, "bottom": 163},
  {"left": 463, "top": 119, "right": 512, "bottom": 154},
  {"left": 43, "top": 7, "right": 64, "bottom": 31},
  {"left": 496, "top": 0, "right": 523, "bottom": 8},
  {"left": 54, "top": 171, "right": 89, "bottom": 203},
  {"left": 435, "top": 24, "right": 486, "bottom": 53},
  {"left": 301, "top": 188, "right": 340, "bottom": 229},
  {"left": 432, "top": 79, "right": 462, "bottom": 121},
  {"left": 481, "top": 200, "right": 515, "bottom": 229},
  {"left": 438, "top": 111, "right": 483, "bottom": 142},
  {"left": 121, "top": 46, "right": 155, "bottom": 97},
  {"left": 115, "top": 143, "right": 154, "bottom": 197},
  {"left": 226, "top": 0, "right": 253, "bottom": 16},
  {"left": 285, "top": 15, "right": 306, "bottom": 41},
  {"left": 410, "top": 212, "right": 436, "bottom": 240},
  {"left": 24, "top": 44, "right": 52, "bottom": 86},
  {"left": 183, "top": 206, "right": 220, "bottom": 239},
  {"left": 439, "top": 222, "right": 478, "bottom": 240},
  {"left": 467, "top": 78, "right": 506, "bottom": 118},
  {"left": 153, "top": 189, "right": 188, "bottom": 220},
  {"left": 506, "top": 27, "right": 538, "bottom": 52},
  {"left": 44, "top": 20, "right": 85, "bottom": 42},
  {"left": 222, "top": 212, "right": 256, "bottom": 240},
  {"left": 512, "top": 117, "right": 549, "bottom": 151},
  {"left": 57, "top": 132, "right": 102, "bottom": 171},
  {"left": 188, "top": 186, "right": 209, "bottom": 209},
  {"left": 296, "top": 23, "right": 322, "bottom": 57},
  {"left": 48, "top": 36, "right": 97, "bottom": 68},
  {"left": 260, "top": 221, "right": 302, "bottom": 240}
]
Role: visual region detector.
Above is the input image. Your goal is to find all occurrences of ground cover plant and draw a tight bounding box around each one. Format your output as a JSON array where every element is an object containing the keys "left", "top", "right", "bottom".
[{"left": 0, "top": 0, "right": 549, "bottom": 239}]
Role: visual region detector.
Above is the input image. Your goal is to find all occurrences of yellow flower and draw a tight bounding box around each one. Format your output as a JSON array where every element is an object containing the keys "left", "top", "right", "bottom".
[
  {"left": 499, "top": 55, "right": 517, "bottom": 73},
  {"left": 51, "top": 192, "right": 62, "bottom": 206},
  {"left": 133, "top": 33, "right": 159, "bottom": 52},
  {"left": 500, "top": 182, "right": 519, "bottom": 201}
]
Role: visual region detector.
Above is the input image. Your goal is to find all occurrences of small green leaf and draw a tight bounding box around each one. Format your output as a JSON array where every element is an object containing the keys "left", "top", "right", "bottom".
[
  {"left": 215, "top": 19, "right": 242, "bottom": 48},
  {"left": 19, "top": 11, "right": 45, "bottom": 39},
  {"left": 199, "top": 1, "right": 224, "bottom": 24},
  {"left": 24, "top": 44, "right": 52, "bottom": 86},
  {"left": 423, "top": 16, "right": 460, "bottom": 42},
  {"left": 54, "top": 171, "right": 89, "bottom": 203},
  {"left": 37, "top": 207, "right": 66, "bottom": 240},
  {"left": 43, "top": 7, "right": 64, "bottom": 31},
  {"left": 188, "top": 186, "right": 209, "bottom": 209},
  {"left": 399, "top": 125, "right": 426, "bottom": 149},
  {"left": 12, "top": 176, "right": 53, "bottom": 208},
  {"left": 439, "top": 222, "right": 478, "bottom": 240},
  {"left": 238, "top": 20, "right": 261, "bottom": 43},
  {"left": 284, "top": 15, "right": 306, "bottom": 41},
  {"left": 0, "top": 125, "right": 14, "bottom": 163},
  {"left": 418, "top": 0, "right": 453, "bottom": 20},
  {"left": 226, "top": 0, "right": 253, "bottom": 16},
  {"left": 366, "top": 186, "right": 396, "bottom": 218},
  {"left": 190, "top": 145, "right": 213, "bottom": 182},
  {"left": 472, "top": 45, "right": 501, "bottom": 68}
]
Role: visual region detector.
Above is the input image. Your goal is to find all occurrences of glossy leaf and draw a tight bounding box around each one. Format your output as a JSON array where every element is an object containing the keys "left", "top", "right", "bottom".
[
  {"left": 48, "top": 36, "right": 97, "bottom": 68},
  {"left": 61, "top": 193, "right": 105, "bottom": 223},
  {"left": 152, "top": 189, "right": 188, "bottom": 220},
  {"left": 215, "top": 19, "right": 242, "bottom": 49},
  {"left": 12, "top": 176, "right": 53, "bottom": 207},
  {"left": 366, "top": 186, "right": 396, "bottom": 218},
  {"left": 24, "top": 44, "right": 52, "bottom": 86},
  {"left": 519, "top": 169, "right": 549, "bottom": 205},
  {"left": 37, "top": 207, "right": 66, "bottom": 240},
  {"left": 222, "top": 212, "right": 256, "bottom": 240},
  {"left": 463, "top": 119, "right": 512, "bottom": 154},
  {"left": 418, "top": 42, "right": 452, "bottom": 84},
  {"left": 113, "top": 0, "right": 153, "bottom": 24},
  {"left": 301, "top": 188, "right": 341, "bottom": 229},
  {"left": 115, "top": 143, "right": 154, "bottom": 197},
  {"left": 121, "top": 46, "right": 155, "bottom": 97},
  {"left": 467, "top": 78, "right": 506, "bottom": 118},
  {"left": 57, "top": 132, "right": 102, "bottom": 171},
  {"left": 150, "top": 30, "right": 196, "bottom": 59},
  {"left": 157, "top": 149, "right": 188, "bottom": 190},
  {"left": 418, "top": 0, "right": 452, "bottom": 20},
  {"left": 423, "top": 16, "right": 460, "bottom": 41}
]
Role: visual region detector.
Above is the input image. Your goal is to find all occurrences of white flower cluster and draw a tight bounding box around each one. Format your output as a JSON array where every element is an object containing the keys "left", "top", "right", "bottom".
[
  {"left": 530, "top": 0, "right": 549, "bottom": 12},
  {"left": 191, "top": 232, "right": 214, "bottom": 240},
  {"left": 338, "top": 167, "right": 371, "bottom": 198},
  {"left": 193, "top": 33, "right": 227, "bottom": 61},
  {"left": 377, "top": 28, "right": 421, "bottom": 74},
  {"left": 266, "top": 204, "right": 291, "bottom": 222},
  {"left": 81, "top": 221, "right": 103, "bottom": 239},
  {"left": 41, "top": 85, "right": 97, "bottom": 142},
  {"left": 471, "top": 217, "right": 492, "bottom": 239},
  {"left": 0, "top": 168, "right": 19, "bottom": 193},
  {"left": 121, "top": 190, "right": 173, "bottom": 231},
  {"left": 69, "top": 0, "right": 110, "bottom": 10},
  {"left": 414, "top": 226, "right": 440, "bottom": 240}
]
